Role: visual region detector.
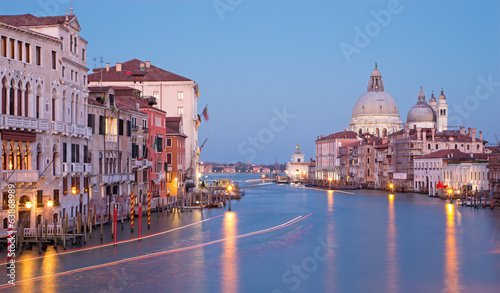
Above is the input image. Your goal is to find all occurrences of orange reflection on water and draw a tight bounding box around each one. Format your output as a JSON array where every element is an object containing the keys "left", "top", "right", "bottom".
[
  {"left": 386, "top": 194, "right": 398, "bottom": 293},
  {"left": 40, "top": 250, "right": 60, "bottom": 293},
  {"left": 444, "top": 204, "right": 462, "bottom": 292},
  {"left": 327, "top": 190, "right": 334, "bottom": 213},
  {"left": 221, "top": 212, "right": 238, "bottom": 293}
]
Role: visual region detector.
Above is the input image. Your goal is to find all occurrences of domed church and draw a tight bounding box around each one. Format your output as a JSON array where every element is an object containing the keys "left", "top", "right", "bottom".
[
  {"left": 349, "top": 64, "right": 403, "bottom": 137},
  {"left": 406, "top": 88, "right": 448, "bottom": 132}
]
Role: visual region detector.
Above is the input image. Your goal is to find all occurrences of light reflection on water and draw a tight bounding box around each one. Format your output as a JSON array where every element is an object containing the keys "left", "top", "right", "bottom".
[
  {"left": 444, "top": 203, "right": 462, "bottom": 292},
  {"left": 386, "top": 194, "right": 398, "bottom": 293},
  {"left": 221, "top": 212, "right": 238, "bottom": 293},
  {"left": 325, "top": 190, "right": 335, "bottom": 290}
]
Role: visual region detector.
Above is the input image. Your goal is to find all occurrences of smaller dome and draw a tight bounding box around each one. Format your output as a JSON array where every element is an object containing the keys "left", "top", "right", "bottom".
[
  {"left": 429, "top": 93, "right": 437, "bottom": 105},
  {"left": 407, "top": 88, "right": 436, "bottom": 123},
  {"left": 438, "top": 90, "right": 446, "bottom": 103}
]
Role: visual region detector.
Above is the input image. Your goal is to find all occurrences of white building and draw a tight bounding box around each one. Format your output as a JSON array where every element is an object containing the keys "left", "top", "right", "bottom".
[
  {"left": 406, "top": 88, "right": 448, "bottom": 132},
  {"left": 414, "top": 149, "right": 488, "bottom": 195},
  {"left": 88, "top": 59, "right": 200, "bottom": 181},
  {"left": 349, "top": 64, "right": 403, "bottom": 137},
  {"left": 286, "top": 144, "right": 309, "bottom": 181},
  {"left": 0, "top": 11, "right": 91, "bottom": 233}
]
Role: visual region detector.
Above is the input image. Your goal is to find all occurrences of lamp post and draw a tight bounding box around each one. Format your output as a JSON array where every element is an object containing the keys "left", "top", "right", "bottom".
[
  {"left": 328, "top": 177, "right": 332, "bottom": 189},
  {"left": 448, "top": 188, "right": 453, "bottom": 203},
  {"left": 227, "top": 185, "right": 232, "bottom": 211},
  {"left": 389, "top": 183, "right": 394, "bottom": 193}
]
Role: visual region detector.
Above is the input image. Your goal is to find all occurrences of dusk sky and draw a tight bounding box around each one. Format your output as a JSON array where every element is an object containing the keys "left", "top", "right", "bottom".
[{"left": 2, "top": 0, "right": 499, "bottom": 164}]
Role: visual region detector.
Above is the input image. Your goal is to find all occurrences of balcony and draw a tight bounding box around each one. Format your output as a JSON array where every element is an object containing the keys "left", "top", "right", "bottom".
[
  {"left": 0, "top": 114, "right": 49, "bottom": 132},
  {"left": 72, "top": 163, "right": 84, "bottom": 173},
  {"left": 51, "top": 121, "right": 66, "bottom": 134},
  {"left": 99, "top": 173, "right": 134, "bottom": 185},
  {"left": 84, "top": 163, "right": 92, "bottom": 173},
  {"left": 62, "top": 162, "right": 69, "bottom": 176},
  {"left": 2, "top": 170, "right": 38, "bottom": 183},
  {"left": 132, "top": 124, "right": 139, "bottom": 131},
  {"left": 158, "top": 172, "right": 166, "bottom": 181},
  {"left": 67, "top": 124, "right": 75, "bottom": 136},
  {"left": 75, "top": 124, "right": 86, "bottom": 136},
  {"left": 142, "top": 126, "right": 149, "bottom": 133},
  {"left": 85, "top": 127, "right": 93, "bottom": 137}
]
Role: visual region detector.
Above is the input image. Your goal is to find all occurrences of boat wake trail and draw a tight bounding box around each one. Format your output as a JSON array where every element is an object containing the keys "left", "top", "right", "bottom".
[{"left": 0, "top": 213, "right": 312, "bottom": 289}]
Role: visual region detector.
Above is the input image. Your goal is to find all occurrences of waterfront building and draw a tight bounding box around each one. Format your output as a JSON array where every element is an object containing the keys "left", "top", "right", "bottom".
[
  {"left": 315, "top": 130, "right": 360, "bottom": 182},
  {"left": 200, "top": 163, "right": 212, "bottom": 174},
  {"left": 414, "top": 149, "right": 488, "bottom": 195},
  {"left": 286, "top": 144, "right": 309, "bottom": 181},
  {"left": 487, "top": 146, "right": 500, "bottom": 198},
  {"left": 87, "top": 86, "right": 136, "bottom": 217},
  {"left": 88, "top": 59, "right": 200, "bottom": 182},
  {"left": 374, "top": 141, "right": 389, "bottom": 189},
  {"left": 349, "top": 64, "right": 403, "bottom": 137},
  {"left": 0, "top": 11, "right": 90, "bottom": 233},
  {"left": 390, "top": 127, "right": 487, "bottom": 191},
  {"left": 351, "top": 136, "right": 379, "bottom": 187},
  {"left": 165, "top": 117, "right": 186, "bottom": 199}
]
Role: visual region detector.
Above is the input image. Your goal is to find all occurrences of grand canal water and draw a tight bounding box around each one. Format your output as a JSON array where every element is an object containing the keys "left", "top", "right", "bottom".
[{"left": 1, "top": 173, "right": 500, "bottom": 292}]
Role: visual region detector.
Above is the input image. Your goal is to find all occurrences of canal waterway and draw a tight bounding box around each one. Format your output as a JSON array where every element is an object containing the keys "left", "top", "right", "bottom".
[{"left": 1, "top": 173, "right": 499, "bottom": 292}]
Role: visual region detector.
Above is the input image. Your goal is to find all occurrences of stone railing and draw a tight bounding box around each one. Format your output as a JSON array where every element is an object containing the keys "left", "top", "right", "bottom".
[
  {"left": 1, "top": 170, "right": 38, "bottom": 183},
  {"left": 0, "top": 114, "right": 49, "bottom": 132}
]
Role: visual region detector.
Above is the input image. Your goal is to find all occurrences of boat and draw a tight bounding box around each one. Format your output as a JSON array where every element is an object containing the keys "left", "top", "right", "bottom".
[{"left": 277, "top": 176, "right": 289, "bottom": 184}]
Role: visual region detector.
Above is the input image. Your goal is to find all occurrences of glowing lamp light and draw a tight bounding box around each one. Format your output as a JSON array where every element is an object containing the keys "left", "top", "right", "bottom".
[
  {"left": 197, "top": 172, "right": 202, "bottom": 179},
  {"left": 447, "top": 203, "right": 454, "bottom": 215},
  {"left": 227, "top": 185, "right": 233, "bottom": 192},
  {"left": 389, "top": 184, "right": 394, "bottom": 189},
  {"left": 25, "top": 201, "right": 32, "bottom": 209},
  {"left": 71, "top": 187, "right": 77, "bottom": 194},
  {"left": 174, "top": 177, "right": 178, "bottom": 182},
  {"left": 47, "top": 200, "right": 53, "bottom": 207},
  {"left": 389, "top": 194, "right": 394, "bottom": 200},
  {"left": 328, "top": 177, "right": 333, "bottom": 181}
]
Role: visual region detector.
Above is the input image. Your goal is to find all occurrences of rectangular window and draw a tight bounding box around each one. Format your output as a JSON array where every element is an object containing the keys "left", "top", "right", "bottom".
[
  {"left": 62, "top": 66, "right": 65, "bottom": 78},
  {"left": 167, "top": 153, "right": 172, "bottom": 165},
  {"left": 51, "top": 50, "right": 56, "bottom": 69},
  {"left": 54, "top": 190, "right": 60, "bottom": 205},
  {"left": 63, "top": 177, "right": 68, "bottom": 195},
  {"left": 127, "top": 120, "right": 131, "bottom": 136},
  {"left": 177, "top": 107, "right": 183, "bottom": 115},
  {"left": 63, "top": 143, "right": 67, "bottom": 163},
  {"left": 177, "top": 91, "right": 183, "bottom": 100},
  {"left": 84, "top": 145, "right": 88, "bottom": 163},
  {"left": 76, "top": 145, "right": 80, "bottom": 163},
  {"left": 132, "top": 117, "right": 137, "bottom": 128},
  {"left": 167, "top": 173, "right": 172, "bottom": 183},
  {"left": 71, "top": 70, "right": 74, "bottom": 81},
  {"left": 2, "top": 192, "right": 8, "bottom": 210},
  {"left": 25, "top": 43, "right": 30, "bottom": 63},
  {"left": 83, "top": 75, "right": 86, "bottom": 85},
  {"left": 88, "top": 113, "right": 95, "bottom": 133},
  {"left": 75, "top": 72, "right": 78, "bottom": 83},
  {"left": 37, "top": 190, "right": 43, "bottom": 207},
  {"left": 99, "top": 115, "right": 105, "bottom": 135},
  {"left": 71, "top": 144, "right": 76, "bottom": 163},
  {"left": 35, "top": 46, "right": 41, "bottom": 66},
  {"left": 9, "top": 39, "right": 14, "bottom": 59},
  {"left": 60, "top": 37, "right": 64, "bottom": 50},
  {"left": 82, "top": 48, "right": 85, "bottom": 61},
  {"left": 1, "top": 36, "right": 6, "bottom": 57},
  {"left": 84, "top": 177, "right": 89, "bottom": 192},
  {"left": 109, "top": 94, "right": 114, "bottom": 106},
  {"left": 119, "top": 119, "right": 124, "bottom": 135},
  {"left": 105, "top": 117, "right": 117, "bottom": 141},
  {"left": 17, "top": 41, "right": 22, "bottom": 61},
  {"left": 166, "top": 138, "right": 172, "bottom": 147},
  {"left": 157, "top": 136, "right": 163, "bottom": 152}
]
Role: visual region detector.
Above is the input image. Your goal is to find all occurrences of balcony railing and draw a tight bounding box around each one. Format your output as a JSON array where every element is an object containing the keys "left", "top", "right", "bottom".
[
  {"left": 86, "top": 127, "right": 93, "bottom": 137},
  {"left": 1, "top": 170, "right": 38, "bottom": 183},
  {"left": 62, "top": 162, "right": 69, "bottom": 176},
  {"left": 67, "top": 124, "right": 75, "bottom": 136},
  {"left": 132, "top": 124, "right": 139, "bottom": 131},
  {"left": 99, "top": 173, "right": 135, "bottom": 184},
  {"left": 158, "top": 172, "right": 166, "bottom": 181},
  {"left": 84, "top": 163, "right": 92, "bottom": 173},
  {"left": 51, "top": 121, "right": 66, "bottom": 134},
  {"left": 142, "top": 126, "right": 149, "bottom": 133},
  {"left": 75, "top": 124, "right": 86, "bottom": 136},
  {"left": 72, "top": 163, "right": 84, "bottom": 173},
  {"left": 0, "top": 114, "right": 49, "bottom": 132}
]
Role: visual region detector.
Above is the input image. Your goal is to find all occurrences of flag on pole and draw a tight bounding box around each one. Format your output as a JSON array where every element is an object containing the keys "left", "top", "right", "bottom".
[
  {"left": 199, "top": 135, "right": 209, "bottom": 151},
  {"left": 202, "top": 105, "right": 209, "bottom": 121}
]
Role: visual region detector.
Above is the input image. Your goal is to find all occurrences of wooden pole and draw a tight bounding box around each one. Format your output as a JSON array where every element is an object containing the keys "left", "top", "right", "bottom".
[
  {"left": 77, "top": 212, "right": 81, "bottom": 234},
  {"left": 100, "top": 214, "right": 103, "bottom": 241},
  {"left": 44, "top": 219, "right": 48, "bottom": 243},
  {"left": 19, "top": 221, "right": 23, "bottom": 255},
  {"left": 72, "top": 217, "right": 76, "bottom": 245},
  {"left": 94, "top": 205, "right": 97, "bottom": 228},
  {"left": 53, "top": 216, "right": 58, "bottom": 249},
  {"left": 83, "top": 215, "right": 87, "bottom": 243},
  {"left": 63, "top": 215, "right": 67, "bottom": 250},
  {"left": 131, "top": 192, "right": 134, "bottom": 233},
  {"left": 38, "top": 223, "right": 42, "bottom": 255}
]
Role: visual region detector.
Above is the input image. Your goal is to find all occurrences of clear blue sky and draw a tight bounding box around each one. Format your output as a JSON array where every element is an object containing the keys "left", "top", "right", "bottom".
[{"left": 2, "top": 0, "right": 499, "bottom": 164}]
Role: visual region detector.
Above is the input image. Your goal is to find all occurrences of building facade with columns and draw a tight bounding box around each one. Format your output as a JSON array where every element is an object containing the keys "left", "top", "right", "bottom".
[
  {"left": 286, "top": 144, "right": 310, "bottom": 181},
  {"left": 0, "top": 12, "right": 91, "bottom": 234}
]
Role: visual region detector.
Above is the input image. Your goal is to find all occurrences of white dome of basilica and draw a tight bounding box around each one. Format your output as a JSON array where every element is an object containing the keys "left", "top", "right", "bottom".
[
  {"left": 349, "top": 63, "right": 402, "bottom": 137},
  {"left": 407, "top": 88, "right": 436, "bottom": 123}
]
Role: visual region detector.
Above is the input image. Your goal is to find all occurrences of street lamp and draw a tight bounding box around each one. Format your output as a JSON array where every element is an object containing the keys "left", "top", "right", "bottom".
[
  {"left": 25, "top": 201, "right": 32, "bottom": 209},
  {"left": 47, "top": 200, "right": 53, "bottom": 207},
  {"left": 389, "top": 183, "right": 394, "bottom": 193},
  {"left": 227, "top": 185, "right": 232, "bottom": 211},
  {"left": 447, "top": 188, "right": 453, "bottom": 202},
  {"left": 71, "top": 186, "right": 77, "bottom": 194},
  {"left": 328, "top": 177, "right": 332, "bottom": 189}
]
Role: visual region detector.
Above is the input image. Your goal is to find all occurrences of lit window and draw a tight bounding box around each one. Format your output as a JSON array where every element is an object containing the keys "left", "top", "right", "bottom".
[
  {"left": 177, "top": 91, "right": 183, "bottom": 100},
  {"left": 177, "top": 107, "right": 183, "bottom": 115},
  {"left": 105, "top": 117, "right": 117, "bottom": 141}
]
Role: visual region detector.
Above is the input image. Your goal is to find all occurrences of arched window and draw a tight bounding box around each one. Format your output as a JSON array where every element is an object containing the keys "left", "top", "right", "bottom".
[
  {"left": 367, "top": 169, "right": 370, "bottom": 176},
  {"left": 8, "top": 146, "right": 14, "bottom": 170},
  {"left": 1, "top": 145, "right": 6, "bottom": 170},
  {"left": 16, "top": 145, "right": 22, "bottom": 170},
  {"left": 358, "top": 129, "right": 362, "bottom": 135},
  {"left": 36, "top": 144, "right": 42, "bottom": 171},
  {"left": 24, "top": 144, "right": 29, "bottom": 170}
]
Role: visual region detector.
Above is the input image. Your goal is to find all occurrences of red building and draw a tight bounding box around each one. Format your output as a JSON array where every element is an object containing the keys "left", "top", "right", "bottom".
[
  {"left": 165, "top": 117, "right": 186, "bottom": 198},
  {"left": 138, "top": 99, "right": 168, "bottom": 201},
  {"left": 488, "top": 147, "right": 500, "bottom": 199}
]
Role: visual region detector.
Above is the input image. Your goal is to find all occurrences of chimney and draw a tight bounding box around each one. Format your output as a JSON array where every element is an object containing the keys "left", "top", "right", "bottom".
[
  {"left": 416, "top": 127, "right": 422, "bottom": 140},
  {"left": 471, "top": 129, "right": 476, "bottom": 142},
  {"left": 106, "top": 63, "right": 110, "bottom": 71},
  {"left": 116, "top": 63, "right": 122, "bottom": 72},
  {"left": 467, "top": 127, "right": 471, "bottom": 135},
  {"left": 140, "top": 62, "right": 145, "bottom": 70},
  {"left": 463, "top": 125, "right": 466, "bottom": 134},
  {"left": 145, "top": 61, "right": 151, "bottom": 68},
  {"left": 479, "top": 130, "right": 483, "bottom": 141},
  {"left": 431, "top": 128, "right": 435, "bottom": 141}
]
